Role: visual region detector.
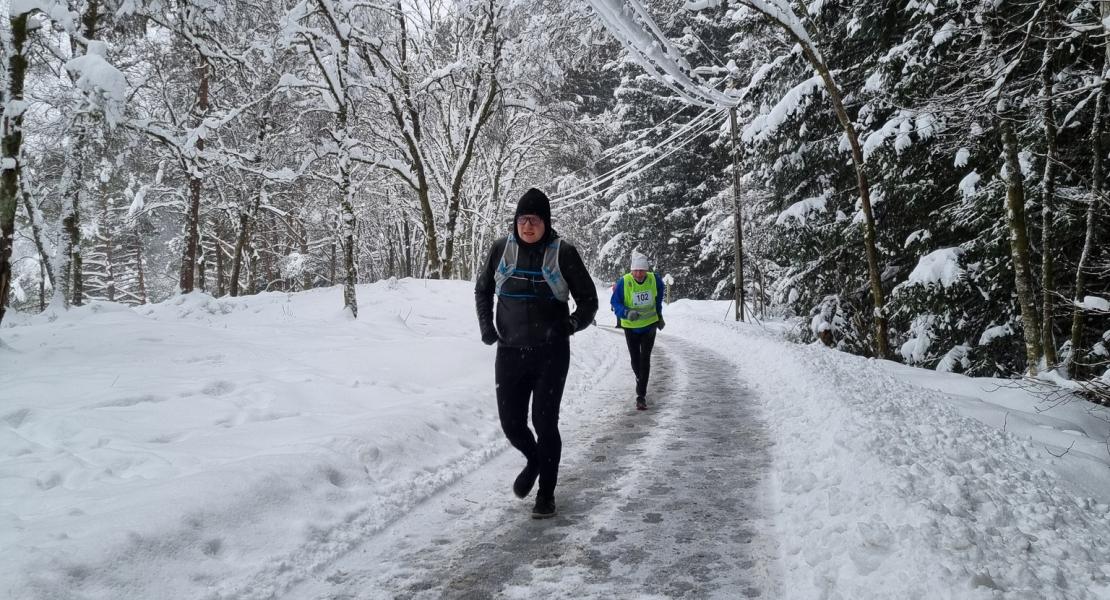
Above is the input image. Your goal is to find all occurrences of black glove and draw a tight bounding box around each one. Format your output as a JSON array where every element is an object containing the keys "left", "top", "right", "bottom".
[
  {"left": 482, "top": 330, "right": 499, "bottom": 345},
  {"left": 565, "top": 316, "right": 579, "bottom": 335},
  {"left": 656, "top": 317, "right": 665, "bottom": 331}
]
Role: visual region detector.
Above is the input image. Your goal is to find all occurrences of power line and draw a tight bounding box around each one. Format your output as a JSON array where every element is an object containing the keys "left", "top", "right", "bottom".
[
  {"left": 536, "top": 0, "right": 737, "bottom": 214},
  {"left": 554, "top": 110, "right": 727, "bottom": 211},
  {"left": 540, "top": 103, "right": 702, "bottom": 192},
  {"left": 551, "top": 106, "right": 721, "bottom": 204},
  {"left": 543, "top": 76, "right": 735, "bottom": 196}
]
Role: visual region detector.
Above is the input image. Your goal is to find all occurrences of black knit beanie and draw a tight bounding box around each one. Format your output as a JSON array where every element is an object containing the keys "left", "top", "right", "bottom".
[{"left": 515, "top": 188, "right": 551, "bottom": 229}]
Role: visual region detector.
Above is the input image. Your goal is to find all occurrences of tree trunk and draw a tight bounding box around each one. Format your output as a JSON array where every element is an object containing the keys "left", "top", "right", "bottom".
[
  {"left": 196, "top": 232, "right": 208, "bottom": 292},
  {"left": 38, "top": 261, "right": 45, "bottom": 311},
  {"left": 0, "top": 12, "right": 31, "bottom": 326},
  {"left": 329, "top": 242, "right": 337, "bottom": 286},
  {"left": 754, "top": 261, "right": 763, "bottom": 317},
  {"left": 101, "top": 188, "right": 117, "bottom": 302},
  {"left": 57, "top": 0, "right": 104, "bottom": 307},
  {"left": 402, "top": 219, "right": 413, "bottom": 278},
  {"left": 413, "top": 177, "right": 438, "bottom": 279},
  {"left": 246, "top": 242, "right": 258, "bottom": 296},
  {"left": 442, "top": 6, "right": 501, "bottom": 279},
  {"left": 229, "top": 191, "right": 260, "bottom": 297},
  {"left": 738, "top": 2, "right": 890, "bottom": 357},
  {"left": 135, "top": 233, "right": 148, "bottom": 304},
  {"left": 387, "top": 234, "right": 396, "bottom": 279},
  {"left": 60, "top": 136, "right": 85, "bottom": 306},
  {"left": 229, "top": 208, "right": 249, "bottom": 297},
  {"left": 312, "top": 0, "right": 360, "bottom": 311},
  {"left": 398, "top": 1, "right": 440, "bottom": 280},
  {"left": 476, "top": 171, "right": 502, "bottom": 276},
  {"left": 1000, "top": 117, "right": 1044, "bottom": 374},
  {"left": 336, "top": 27, "right": 358, "bottom": 316},
  {"left": 1067, "top": 18, "right": 1109, "bottom": 377},
  {"left": 299, "top": 221, "right": 311, "bottom": 291},
  {"left": 229, "top": 103, "right": 272, "bottom": 297},
  {"left": 179, "top": 52, "right": 208, "bottom": 293},
  {"left": 215, "top": 233, "right": 225, "bottom": 297},
  {"left": 361, "top": 3, "right": 440, "bottom": 279},
  {"left": 800, "top": 45, "right": 889, "bottom": 358},
  {"left": 1039, "top": 13, "right": 1058, "bottom": 367},
  {"left": 19, "top": 177, "right": 53, "bottom": 291}
]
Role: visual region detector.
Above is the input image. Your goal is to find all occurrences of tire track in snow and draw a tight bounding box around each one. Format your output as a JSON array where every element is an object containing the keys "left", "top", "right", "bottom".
[{"left": 287, "top": 333, "right": 777, "bottom": 599}]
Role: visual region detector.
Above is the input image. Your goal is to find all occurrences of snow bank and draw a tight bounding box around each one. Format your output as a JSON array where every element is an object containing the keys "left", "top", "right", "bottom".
[
  {"left": 666, "top": 302, "right": 1110, "bottom": 599},
  {"left": 1, "top": 282, "right": 504, "bottom": 598},
  {"left": 2, "top": 279, "right": 619, "bottom": 599}
]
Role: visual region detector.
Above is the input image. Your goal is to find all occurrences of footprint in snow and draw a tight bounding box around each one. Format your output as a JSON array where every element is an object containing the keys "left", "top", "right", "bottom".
[
  {"left": 202, "top": 538, "right": 223, "bottom": 557},
  {"left": 2, "top": 408, "right": 31, "bottom": 428},
  {"left": 202, "top": 381, "right": 236, "bottom": 396},
  {"left": 98, "top": 394, "right": 167, "bottom": 408}
]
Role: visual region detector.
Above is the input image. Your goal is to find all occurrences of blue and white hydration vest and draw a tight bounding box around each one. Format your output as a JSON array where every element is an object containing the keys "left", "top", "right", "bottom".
[{"left": 493, "top": 234, "right": 570, "bottom": 302}]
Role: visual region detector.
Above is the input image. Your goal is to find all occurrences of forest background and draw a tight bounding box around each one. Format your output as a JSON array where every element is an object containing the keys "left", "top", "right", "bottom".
[{"left": 1, "top": 0, "right": 1108, "bottom": 394}]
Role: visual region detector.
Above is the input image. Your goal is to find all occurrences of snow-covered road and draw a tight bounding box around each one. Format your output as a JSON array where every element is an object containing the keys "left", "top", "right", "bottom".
[
  {"left": 5, "top": 280, "right": 1110, "bottom": 599},
  {"left": 286, "top": 331, "right": 777, "bottom": 599}
]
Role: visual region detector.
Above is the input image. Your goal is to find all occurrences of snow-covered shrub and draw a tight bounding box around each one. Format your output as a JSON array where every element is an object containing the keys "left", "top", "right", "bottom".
[{"left": 889, "top": 248, "right": 1024, "bottom": 375}]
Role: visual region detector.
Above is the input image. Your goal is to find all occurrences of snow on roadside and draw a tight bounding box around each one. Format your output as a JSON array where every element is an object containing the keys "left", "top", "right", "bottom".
[
  {"left": 7, "top": 280, "right": 1110, "bottom": 599},
  {"left": 665, "top": 300, "right": 1110, "bottom": 599}
]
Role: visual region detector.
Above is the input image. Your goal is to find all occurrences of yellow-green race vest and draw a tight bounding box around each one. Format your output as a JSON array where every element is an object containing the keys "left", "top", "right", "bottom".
[{"left": 620, "top": 272, "right": 659, "bottom": 329}]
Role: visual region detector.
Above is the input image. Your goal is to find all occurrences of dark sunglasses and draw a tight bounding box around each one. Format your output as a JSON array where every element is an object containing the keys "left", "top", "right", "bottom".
[{"left": 515, "top": 215, "right": 543, "bottom": 227}]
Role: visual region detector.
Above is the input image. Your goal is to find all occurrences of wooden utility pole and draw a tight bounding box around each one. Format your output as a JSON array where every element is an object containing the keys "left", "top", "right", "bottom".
[{"left": 728, "top": 107, "right": 745, "bottom": 322}]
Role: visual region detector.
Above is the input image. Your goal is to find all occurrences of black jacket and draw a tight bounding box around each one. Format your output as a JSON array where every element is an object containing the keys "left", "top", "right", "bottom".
[{"left": 475, "top": 230, "right": 598, "bottom": 347}]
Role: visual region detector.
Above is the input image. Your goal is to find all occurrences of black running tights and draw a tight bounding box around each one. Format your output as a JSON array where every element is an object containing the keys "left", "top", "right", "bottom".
[
  {"left": 495, "top": 339, "right": 570, "bottom": 497},
  {"left": 624, "top": 327, "right": 657, "bottom": 399}
]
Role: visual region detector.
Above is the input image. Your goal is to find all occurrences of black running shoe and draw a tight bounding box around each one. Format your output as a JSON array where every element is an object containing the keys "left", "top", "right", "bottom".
[
  {"left": 636, "top": 396, "right": 647, "bottom": 411},
  {"left": 513, "top": 462, "right": 539, "bottom": 498},
  {"left": 532, "top": 494, "right": 556, "bottom": 519}
]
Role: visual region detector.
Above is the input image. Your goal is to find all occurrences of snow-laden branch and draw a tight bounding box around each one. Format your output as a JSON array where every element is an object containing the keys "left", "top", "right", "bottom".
[
  {"left": 64, "top": 43, "right": 129, "bottom": 127},
  {"left": 121, "top": 2, "right": 252, "bottom": 68},
  {"left": 585, "top": 0, "right": 738, "bottom": 108},
  {"left": 10, "top": 0, "right": 75, "bottom": 29},
  {"left": 742, "top": 74, "right": 822, "bottom": 142},
  {"left": 981, "top": 0, "right": 1051, "bottom": 107},
  {"left": 414, "top": 61, "right": 466, "bottom": 93},
  {"left": 736, "top": 0, "right": 820, "bottom": 58},
  {"left": 684, "top": 0, "right": 821, "bottom": 60}
]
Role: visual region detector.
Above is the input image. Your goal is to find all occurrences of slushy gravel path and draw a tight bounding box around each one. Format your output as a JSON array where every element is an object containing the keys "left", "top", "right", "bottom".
[{"left": 287, "top": 332, "right": 778, "bottom": 599}]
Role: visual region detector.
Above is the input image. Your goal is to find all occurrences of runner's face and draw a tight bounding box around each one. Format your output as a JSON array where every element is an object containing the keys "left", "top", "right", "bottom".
[
  {"left": 632, "top": 269, "right": 647, "bottom": 283},
  {"left": 516, "top": 215, "right": 545, "bottom": 243}
]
